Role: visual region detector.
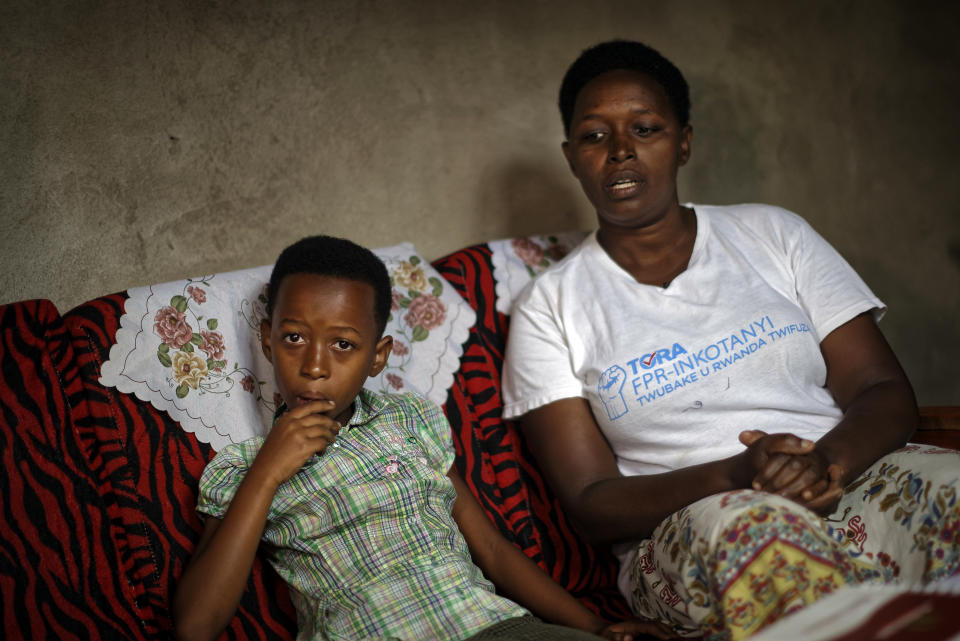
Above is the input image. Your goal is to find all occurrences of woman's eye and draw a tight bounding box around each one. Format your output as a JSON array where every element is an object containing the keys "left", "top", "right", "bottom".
[{"left": 634, "top": 125, "right": 659, "bottom": 137}]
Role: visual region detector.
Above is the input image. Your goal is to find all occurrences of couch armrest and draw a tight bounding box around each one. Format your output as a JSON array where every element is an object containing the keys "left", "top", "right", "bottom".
[{"left": 915, "top": 406, "right": 960, "bottom": 450}]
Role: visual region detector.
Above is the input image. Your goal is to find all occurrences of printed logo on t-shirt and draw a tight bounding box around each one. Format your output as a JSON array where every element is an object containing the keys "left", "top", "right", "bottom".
[{"left": 596, "top": 315, "right": 811, "bottom": 419}]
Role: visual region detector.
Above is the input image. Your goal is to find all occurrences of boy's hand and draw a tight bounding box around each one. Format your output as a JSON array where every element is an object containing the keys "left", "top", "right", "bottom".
[
  {"left": 598, "top": 618, "right": 684, "bottom": 640},
  {"left": 253, "top": 400, "right": 341, "bottom": 487},
  {"left": 739, "top": 430, "right": 845, "bottom": 515}
]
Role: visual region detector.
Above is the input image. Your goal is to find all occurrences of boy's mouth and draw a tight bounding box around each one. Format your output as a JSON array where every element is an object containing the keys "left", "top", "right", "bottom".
[{"left": 296, "top": 393, "right": 332, "bottom": 407}]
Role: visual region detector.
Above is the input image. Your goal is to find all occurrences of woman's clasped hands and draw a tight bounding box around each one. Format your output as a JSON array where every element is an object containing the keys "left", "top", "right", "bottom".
[{"left": 738, "top": 430, "right": 846, "bottom": 515}]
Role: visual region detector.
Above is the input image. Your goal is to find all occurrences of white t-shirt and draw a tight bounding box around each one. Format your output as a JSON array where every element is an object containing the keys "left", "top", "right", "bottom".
[{"left": 502, "top": 204, "right": 885, "bottom": 477}]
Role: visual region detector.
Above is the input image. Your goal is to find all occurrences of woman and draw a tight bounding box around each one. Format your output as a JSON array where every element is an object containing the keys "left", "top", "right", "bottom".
[{"left": 501, "top": 40, "right": 958, "bottom": 641}]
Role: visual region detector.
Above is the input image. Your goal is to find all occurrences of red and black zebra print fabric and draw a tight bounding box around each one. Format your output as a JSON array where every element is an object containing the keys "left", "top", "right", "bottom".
[
  {"left": 432, "top": 244, "right": 632, "bottom": 621},
  {"left": 1, "top": 296, "right": 296, "bottom": 640}
]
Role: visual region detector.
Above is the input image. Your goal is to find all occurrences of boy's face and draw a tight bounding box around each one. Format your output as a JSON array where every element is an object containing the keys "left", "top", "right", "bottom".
[{"left": 260, "top": 273, "right": 392, "bottom": 427}]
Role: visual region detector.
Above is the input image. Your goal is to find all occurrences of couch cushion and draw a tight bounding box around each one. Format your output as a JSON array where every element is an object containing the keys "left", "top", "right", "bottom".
[
  {"left": 0, "top": 299, "right": 150, "bottom": 639},
  {"left": 61, "top": 293, "right": 296, "bottom": 640}
]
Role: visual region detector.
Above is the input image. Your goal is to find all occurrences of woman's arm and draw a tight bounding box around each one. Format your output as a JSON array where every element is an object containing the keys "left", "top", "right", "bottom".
[
  {"left": 818, "top": 313, "right": 917, "bottom": 480},
  {"left": 519, "top": 398, "right": 815, "bottom": 544},
  {"left": 738, "top": 313, "right": 917, "bottom": 513}
]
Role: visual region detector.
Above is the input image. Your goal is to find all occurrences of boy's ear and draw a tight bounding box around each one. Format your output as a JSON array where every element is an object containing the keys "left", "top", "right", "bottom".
[
  {"left": 370, "top": 335, "right": 393, "bottom": 377},
  {"left": 260, "top": 319, "right": 273, "bottom": 363}
]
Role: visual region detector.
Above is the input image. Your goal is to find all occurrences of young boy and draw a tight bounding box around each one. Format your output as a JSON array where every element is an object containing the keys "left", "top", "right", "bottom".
[{"left": 173, "top": 236, "right": 671, "bottom": 641}]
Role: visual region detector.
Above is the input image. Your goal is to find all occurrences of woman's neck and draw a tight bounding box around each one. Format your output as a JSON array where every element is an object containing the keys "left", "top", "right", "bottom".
[{"left": 597, "top": 205, "right": 697, "bottom": 287}]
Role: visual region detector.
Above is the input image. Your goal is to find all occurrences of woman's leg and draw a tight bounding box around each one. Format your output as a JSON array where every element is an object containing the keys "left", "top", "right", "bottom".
[
  {"left": 825, "top": 444, "right": 960, "bottom": 583},
  {"left": 625, "top": 490, "right": 882, "bottom": 641}
]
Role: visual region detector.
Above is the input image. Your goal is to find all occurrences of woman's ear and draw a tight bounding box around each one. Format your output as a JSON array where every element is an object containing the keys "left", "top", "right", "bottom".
[
  {"left": 561, "top": 140, "right": 577, "bottom": 176},
  {"left": 260, "top": 319, "right": 273, "bottom": 363},
  {"left": 370, "top": 335, "right": 393, "bottom": 376},
  {"left": 678, "top": 124, "right": 693, "bottom": 166}
]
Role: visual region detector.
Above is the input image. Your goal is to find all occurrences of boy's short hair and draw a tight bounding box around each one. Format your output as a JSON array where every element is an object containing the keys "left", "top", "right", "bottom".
[
  {"left": 266, "top": 235, "right": 392, "bottom": 337},
  {"left": 558, "top": 39, "right": 691, "bottom": 136}
]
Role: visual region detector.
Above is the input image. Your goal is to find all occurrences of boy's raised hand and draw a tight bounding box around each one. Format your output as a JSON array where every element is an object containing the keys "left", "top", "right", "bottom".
[
  {"left": 253, "top": 400, "right": 341, "bottom": 487},
  {"left": 738, "top": 430, "right": 845, "bottom": 515}
]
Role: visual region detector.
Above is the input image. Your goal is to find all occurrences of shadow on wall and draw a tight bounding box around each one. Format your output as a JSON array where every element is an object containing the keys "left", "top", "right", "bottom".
[
  {"left": 860, "top": 247, "right": 960, "bottom": 407},
  {"left": 477, "top": 158, "right": 590, "bottom": 241}
]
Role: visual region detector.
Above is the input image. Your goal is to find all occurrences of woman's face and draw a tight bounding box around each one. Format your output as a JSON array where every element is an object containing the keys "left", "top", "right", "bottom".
[{"left": 562, "top": 69, "right": 691, "bottom": 230}]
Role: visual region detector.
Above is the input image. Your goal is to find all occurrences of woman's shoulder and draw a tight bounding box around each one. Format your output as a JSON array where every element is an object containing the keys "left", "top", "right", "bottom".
[
  {"left": 696, "top": 203, "right": 818, "bottom": 249},
  {"left": 510, "top": 233, "right": 599, "bottom": 310},
  {"left": 696, "top": 202, "right": 808, "bottom": 229}
]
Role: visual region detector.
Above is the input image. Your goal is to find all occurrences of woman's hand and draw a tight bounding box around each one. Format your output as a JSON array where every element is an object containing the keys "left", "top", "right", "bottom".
[
  {"left": 598, "top": 618, "right": 684, "bottom": 640},
  {"left": 738, "top": 430, "right": 845, "bottom": 514},
  {"left": 253, "top": 400, "right": 341, "bottom": 488}
]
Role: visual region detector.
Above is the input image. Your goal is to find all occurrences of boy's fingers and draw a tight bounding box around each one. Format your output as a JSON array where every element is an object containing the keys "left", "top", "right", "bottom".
[{"left": 288, "top": 399, "right": 337, "bottom": 417}]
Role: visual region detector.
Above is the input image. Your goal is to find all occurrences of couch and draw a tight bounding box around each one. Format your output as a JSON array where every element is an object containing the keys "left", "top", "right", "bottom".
[{"left": 2, "top": 235, "right": 957, "bottom": 640}]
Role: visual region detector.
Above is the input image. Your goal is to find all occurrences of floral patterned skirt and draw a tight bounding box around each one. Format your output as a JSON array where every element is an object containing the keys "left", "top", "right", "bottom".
[{"left": 624, "top": 446, "right": 960, "bottom": 641}]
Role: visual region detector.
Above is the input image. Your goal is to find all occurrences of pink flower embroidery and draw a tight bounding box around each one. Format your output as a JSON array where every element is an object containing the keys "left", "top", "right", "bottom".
[
  {"left": 186, "top": 285, "right": 207, "bottom": 304},
  {"left": 404, "top": 294, "right": 446, "bottom": 330},
  {"left": 386, "top": 373, "right": 404, "bottom": 390},
  {"left": 391, "top": 290, "right": 404, "bottom": 311},
  {"left": 511, "top": 238, "right": 545, "bottom": 267},
  {"left": 199, "top": 329, "right": 226, "bottom": 361},
  {"left": 386, "top": 455, "right": 399, "bottom": 474},
  {"left": 154, "top": 306, "right": 194, "bottom": 349},
  {"left": 392, "top": 341, "right": 410, "bottom": 356},
  {"left": 241, "top": 375, "right": 256, "bottom": 393}
]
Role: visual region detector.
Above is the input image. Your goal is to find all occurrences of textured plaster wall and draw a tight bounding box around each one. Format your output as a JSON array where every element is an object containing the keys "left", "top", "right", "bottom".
[{"left": 1, "top": 0, "right": 958, "bottom": 403}]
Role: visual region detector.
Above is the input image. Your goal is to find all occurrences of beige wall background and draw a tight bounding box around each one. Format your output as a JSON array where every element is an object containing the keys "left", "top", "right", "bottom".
[{"left": 1, "top": 0, "right": 958, "bottom": 404}]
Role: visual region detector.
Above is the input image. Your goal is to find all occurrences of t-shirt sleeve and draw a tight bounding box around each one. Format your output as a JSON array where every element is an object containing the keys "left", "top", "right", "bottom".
[
  {"left": 784, "top": 211, "right": 885, "bottom": 340},
  {"left": 196, "top": 437, "right": 264, "bottom": 520},
  {"left": 501, "top": 281, "right": 584, "bottom": 420},
  {"left": 404, "top": 394, "right": 456, "bottom": 474}
]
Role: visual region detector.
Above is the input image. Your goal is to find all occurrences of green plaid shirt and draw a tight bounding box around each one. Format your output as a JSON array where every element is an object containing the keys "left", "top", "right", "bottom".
[{"left": 197, "top": 389, "right": 527, "bottom": 640}]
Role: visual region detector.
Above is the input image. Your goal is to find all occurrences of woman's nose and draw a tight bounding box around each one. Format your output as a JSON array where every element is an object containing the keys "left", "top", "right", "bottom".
[
  {"left": 608, "top": 132, "right": 635, "bottom": 162},
  {"left": 301, "top": 346, "right": 328, "bottom": 379}
]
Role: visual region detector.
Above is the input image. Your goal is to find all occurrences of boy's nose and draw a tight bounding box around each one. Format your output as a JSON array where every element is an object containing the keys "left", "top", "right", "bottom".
[{"left": 301, "top": 346, "right": 329, "bottom": 379}]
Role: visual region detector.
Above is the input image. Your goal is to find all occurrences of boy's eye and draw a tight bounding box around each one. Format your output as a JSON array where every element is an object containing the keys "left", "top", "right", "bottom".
[
  {"left": 333, "top": 339, "right": 355, "bottom": 351},
  {"left": 283, "top": 333, "right": 304, "bottom": 344},
  {"left": 581, "top": 130, "right": 605, "bottom": 143}
]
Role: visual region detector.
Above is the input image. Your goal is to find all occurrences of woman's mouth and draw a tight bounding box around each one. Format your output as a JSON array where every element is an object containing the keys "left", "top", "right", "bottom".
[{"left": 605, "top": 173, "right": 644, "bottom": 199}]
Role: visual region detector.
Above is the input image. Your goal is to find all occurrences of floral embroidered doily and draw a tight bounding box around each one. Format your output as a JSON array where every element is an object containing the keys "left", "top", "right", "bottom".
[
  {"left": 488, "top": 231, "right": 588, "bottom": 315},
  {"left": 99, "top": 243, "right": 475, "bottom": 450}
]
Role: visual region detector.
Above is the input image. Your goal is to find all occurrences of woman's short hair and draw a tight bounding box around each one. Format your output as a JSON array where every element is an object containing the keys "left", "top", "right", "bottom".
[{"left": 558, "top": 39, "right": 691, "bottom": 136}]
